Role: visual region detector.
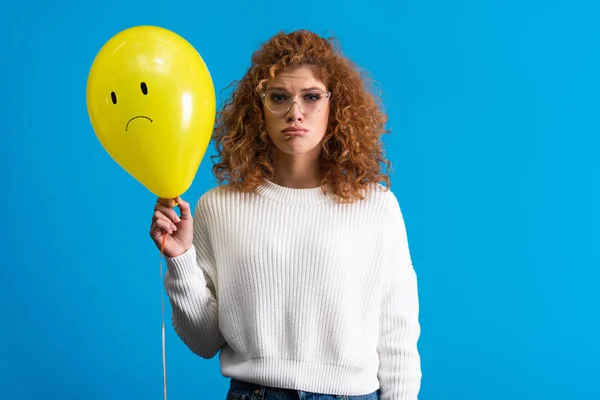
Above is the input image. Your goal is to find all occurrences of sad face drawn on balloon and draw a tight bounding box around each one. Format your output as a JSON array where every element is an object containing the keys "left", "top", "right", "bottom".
[
  {"left": 109, "top": 81, "right": 153, "bottom": 131},
  {"left": 86, "top": 41, "right": 196, "bottom": 147}
]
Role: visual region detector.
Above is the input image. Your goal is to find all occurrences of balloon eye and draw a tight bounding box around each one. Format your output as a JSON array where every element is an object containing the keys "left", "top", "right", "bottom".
[
  {"left": 141, "top": 82, "right": 148, "bottom": 95},
  {"left": 111, "top": 92, "right": 117, "bottom": 104}
]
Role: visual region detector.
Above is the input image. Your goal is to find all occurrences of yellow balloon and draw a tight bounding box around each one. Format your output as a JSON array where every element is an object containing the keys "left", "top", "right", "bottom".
[{"left": 86, "top": 25, "right": 215, "bottom": 199}]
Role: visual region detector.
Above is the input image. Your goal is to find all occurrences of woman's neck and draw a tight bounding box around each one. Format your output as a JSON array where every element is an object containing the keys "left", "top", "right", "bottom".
[{"left": 271, "top": 152, "right": 322, "bottom": 189}]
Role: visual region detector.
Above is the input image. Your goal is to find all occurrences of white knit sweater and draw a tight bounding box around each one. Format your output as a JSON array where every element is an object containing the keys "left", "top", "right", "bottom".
[{"left": 164, "top": 180, "right": 421, "bottom": 399}]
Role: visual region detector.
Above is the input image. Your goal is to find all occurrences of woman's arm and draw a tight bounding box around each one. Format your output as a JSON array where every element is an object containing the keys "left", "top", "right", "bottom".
[{"left": 163, "top": 199, "right": 226, "bottom": 359}]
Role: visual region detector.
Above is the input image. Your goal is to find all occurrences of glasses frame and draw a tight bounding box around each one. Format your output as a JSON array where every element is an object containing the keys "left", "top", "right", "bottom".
[{"left": 259, "top": 88, "right": 331, "bottom": 116}]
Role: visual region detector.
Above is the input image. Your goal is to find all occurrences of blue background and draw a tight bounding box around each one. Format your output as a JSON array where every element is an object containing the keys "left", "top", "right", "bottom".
[{"left": 1, "top": 0, "right": 598, "bottom": 399}]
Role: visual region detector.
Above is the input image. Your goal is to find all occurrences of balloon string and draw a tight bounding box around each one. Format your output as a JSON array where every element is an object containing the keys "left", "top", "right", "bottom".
[{"left": 160, "top": 233, "right": 168, "bottom": 400}]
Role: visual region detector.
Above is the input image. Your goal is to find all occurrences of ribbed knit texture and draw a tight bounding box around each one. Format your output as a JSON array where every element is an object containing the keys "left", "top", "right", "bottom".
[{"left": 164, "top": 180, "right": 421, "bottom": 399}]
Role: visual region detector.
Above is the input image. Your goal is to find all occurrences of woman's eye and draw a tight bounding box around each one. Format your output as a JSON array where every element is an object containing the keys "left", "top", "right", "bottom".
[
  {"left": 303, "top": 93, "right": 321, "bottom": 102},
  {"left": 269, "top": 93, "right": 289, "bottom": 103}
]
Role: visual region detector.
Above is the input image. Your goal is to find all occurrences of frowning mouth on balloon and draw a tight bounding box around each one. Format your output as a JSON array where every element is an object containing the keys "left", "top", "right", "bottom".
[{"left": 125, "top": 115, "right": 153, "bottom": 131}]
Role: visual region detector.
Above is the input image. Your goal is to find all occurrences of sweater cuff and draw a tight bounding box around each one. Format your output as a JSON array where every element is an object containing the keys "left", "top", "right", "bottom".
[{"left": 165, "top": 246, "right": 198, "bottom": 279}]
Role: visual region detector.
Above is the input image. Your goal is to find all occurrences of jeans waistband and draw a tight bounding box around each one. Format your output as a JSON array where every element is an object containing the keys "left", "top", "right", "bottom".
[{"left": 230, "top": 378, "right": 298, "bottom": 395}]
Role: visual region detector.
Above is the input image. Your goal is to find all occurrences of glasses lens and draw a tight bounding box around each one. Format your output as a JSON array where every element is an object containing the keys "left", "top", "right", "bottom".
[
  {"left": 265, "top": 91, "right": 327, "bottom": 115},
  {"left": 265, "top": 92, "right": 290, "bottom": 114}
]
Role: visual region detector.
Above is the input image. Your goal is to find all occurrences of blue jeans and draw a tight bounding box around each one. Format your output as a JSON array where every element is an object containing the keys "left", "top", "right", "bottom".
[{"left": 225, "top": 378, "right": 380, "bottom": 400}]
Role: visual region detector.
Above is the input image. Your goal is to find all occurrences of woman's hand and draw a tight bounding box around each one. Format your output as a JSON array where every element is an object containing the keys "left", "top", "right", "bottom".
[{"left": 149, "top": 197, "right": 193, "bottom": 258}]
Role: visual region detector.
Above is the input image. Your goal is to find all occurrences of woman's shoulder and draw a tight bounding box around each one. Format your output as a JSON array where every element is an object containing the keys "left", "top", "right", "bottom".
[
  {"left": 193, "top": 183, "right": 256, "bottom": 212},
  {"left": 186, "top": 184, "right": 234, "bottom": 222},
  {"left": 195, "top": 183, "right": 235, "bottom": 205},
  {"left": 360, "top": 182, "right": 402, "bottom": 211}
]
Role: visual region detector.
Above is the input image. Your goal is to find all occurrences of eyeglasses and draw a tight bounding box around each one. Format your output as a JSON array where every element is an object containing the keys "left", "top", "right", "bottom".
[{"left": 260, "top": 89, "right": 331, "bottom": 116}]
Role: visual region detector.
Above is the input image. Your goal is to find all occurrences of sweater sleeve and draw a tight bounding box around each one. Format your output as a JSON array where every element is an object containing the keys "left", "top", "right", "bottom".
[
  {"left": 163, "top": 198, "right": 226, "bottom": 359},
  {"left": 377, "top": 193, "right": 422, "bottom": 400}
]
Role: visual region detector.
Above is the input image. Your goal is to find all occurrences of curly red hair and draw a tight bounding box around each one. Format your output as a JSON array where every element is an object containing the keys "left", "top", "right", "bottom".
[{"left": 211, "top": 30, "right": 392, "bottom": 203}]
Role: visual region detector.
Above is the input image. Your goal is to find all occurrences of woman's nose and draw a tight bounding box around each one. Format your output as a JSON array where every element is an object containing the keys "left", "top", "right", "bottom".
[{"left": 285, "top": 102, "right": 304, "bottom": 122}]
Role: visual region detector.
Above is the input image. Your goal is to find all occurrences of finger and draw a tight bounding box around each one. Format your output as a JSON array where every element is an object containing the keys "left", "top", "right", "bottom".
[
  {"left": 149, "top": 221, "right": 165, "bottom": 237},
  {"left": 154, "top": 203, "right": 181, "bottom": 223},
  {"left": 153, "top": 210, "right": 178, "bottom": 231},
  {"left": 176, "top": 197, "right": 192, "bottom": 219},
  {"left": 152, "top": 218, "right": 175, "bottom": 235}
]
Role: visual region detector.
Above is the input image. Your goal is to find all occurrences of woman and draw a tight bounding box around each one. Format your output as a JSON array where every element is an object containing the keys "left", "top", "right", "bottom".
[{"left": 149, "top": 30, "right": 421, "bottom": 400}]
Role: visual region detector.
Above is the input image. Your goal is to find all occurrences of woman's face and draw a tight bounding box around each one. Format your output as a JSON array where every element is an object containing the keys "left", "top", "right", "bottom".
[{"left": 262, "top": 65, "right": 330, "bottom": 158}]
